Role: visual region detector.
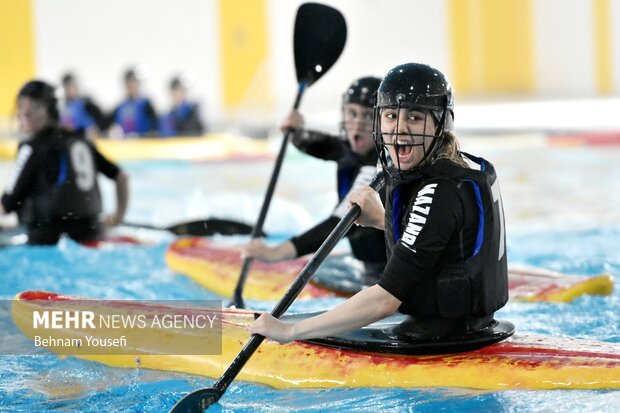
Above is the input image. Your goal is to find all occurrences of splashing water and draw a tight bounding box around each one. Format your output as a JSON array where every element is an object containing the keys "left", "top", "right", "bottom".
[{"left": 1, "top": 143, "right": 619, "bottom": 412}]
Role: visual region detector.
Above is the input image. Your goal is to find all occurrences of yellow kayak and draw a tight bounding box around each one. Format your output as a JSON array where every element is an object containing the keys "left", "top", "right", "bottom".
[
  {"left": 12, "top": 291, "right": 620, "bottom": 390},
  {"left": 0, "top": 133, "right": 272, "bottom": 162},
  {"left": 166, "top": 237, "right": 614, "bottom": 302}
]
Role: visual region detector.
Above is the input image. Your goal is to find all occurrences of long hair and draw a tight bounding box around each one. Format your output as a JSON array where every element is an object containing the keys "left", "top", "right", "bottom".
[{"left": 431, "top": 131, "right": 469, "bottom": 168}]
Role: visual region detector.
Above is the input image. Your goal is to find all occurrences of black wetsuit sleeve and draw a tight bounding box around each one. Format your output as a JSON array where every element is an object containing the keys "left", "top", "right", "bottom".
[
  {"left": 91, "top": 145, "right": 121, "bottom": 179},
  {"left": 290, "top": 215, "right": 340, "bottom": 257},
  {"left": 83, "top": 97, "right": 106, "bottom": 131},
  {"left": 145, "top": 100, "right": 158, "bottom": 133},
  {"left": 378, "top": 181, "right": 465, "bottom": 302},
  {"left": 292, "top": 130, "right": 345, "bottom": 161},
  {"left": 179, "top": 104, "right": 204, "bottom": 135},
  {"left": 101, "top": 107, "right": 119, "bottom": 132},
  {"left": 1, "top": 144, "right": 40, "bottom": 212}
]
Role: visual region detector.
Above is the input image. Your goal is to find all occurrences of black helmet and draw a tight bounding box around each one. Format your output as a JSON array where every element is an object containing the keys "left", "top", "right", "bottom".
[
  {"left": 342, "top": 76, "right": 381, "bottom": 108},
  {"left": 339, "top": 76, "right": 381, "bottom": 145},
  {"left": 373, "top": 63, "right": 454, "bottom": 178},
  {"left": 18, "top": 80, "right": 59, "bottom": 121},
  {"left": 376, "top": 63, "right": 453, "bottom": 127}
]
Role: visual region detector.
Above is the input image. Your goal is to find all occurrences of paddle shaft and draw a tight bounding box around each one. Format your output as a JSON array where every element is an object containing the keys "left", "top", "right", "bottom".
[
  {"left": 216, "top": 173, "right": 384, "bottom": 395},
  {"left": 231, "top": 83, "right": 306, "bottom": 308},
  {"left": 169, "top": 4, "right": 348, "bottom": 410}
]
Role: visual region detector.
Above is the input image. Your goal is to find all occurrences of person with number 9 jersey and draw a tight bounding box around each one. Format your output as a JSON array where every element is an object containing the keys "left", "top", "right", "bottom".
[
  {"left": 1, "top": 80, "right": 129, "bottom": 245},
  {"left": 251, "top": 63, "right": 508, "bottom": 344}
]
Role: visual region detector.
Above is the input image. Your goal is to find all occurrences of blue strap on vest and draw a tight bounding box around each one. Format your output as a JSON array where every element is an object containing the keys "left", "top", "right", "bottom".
[
  {"left": 337, "top": 167, "right": 354, "bottom": 200},
  {"left": 459, "top": 152, "right": 487, "bottom": 260},
  {"left": 392, "top": 185, "right": 402, "bottom": 242},
  {"left": 461, "top": 179, "right": 484, "bottom": 259}
]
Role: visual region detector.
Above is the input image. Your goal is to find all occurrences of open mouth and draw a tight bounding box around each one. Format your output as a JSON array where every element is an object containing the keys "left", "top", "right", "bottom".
[
  {"left": 352, "top": 134, "right": 368, "bottom": 150},
  {"left": 353, "top": 134, "right": 362, "bottom": 143},
  {"left": 397, "top": 143, "right": 413, "bottom": 157},
  {"left": 394, "top": 140, "right": 414, "bottom": 161}
]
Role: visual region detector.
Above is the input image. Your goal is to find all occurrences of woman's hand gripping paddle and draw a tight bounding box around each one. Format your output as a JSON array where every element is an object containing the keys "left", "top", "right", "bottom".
[{"left": 229, "top": 2, "right": 347, "bottom": 309}]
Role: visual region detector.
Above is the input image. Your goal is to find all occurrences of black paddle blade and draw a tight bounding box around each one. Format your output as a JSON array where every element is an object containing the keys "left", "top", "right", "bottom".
[
  {"left": 168, "top": 388, "right": 222, "bottom": 413},
  {"left": 294, "top": 3, "right": 347, "bottom": 87},
  {"left": 167, "top": 219, "right": 262, "bottom": 237}
]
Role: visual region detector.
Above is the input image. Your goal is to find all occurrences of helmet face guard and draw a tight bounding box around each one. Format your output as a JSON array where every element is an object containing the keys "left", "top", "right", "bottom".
[{"left": 372, "top": 63, "right": 454, "bottom": 179}]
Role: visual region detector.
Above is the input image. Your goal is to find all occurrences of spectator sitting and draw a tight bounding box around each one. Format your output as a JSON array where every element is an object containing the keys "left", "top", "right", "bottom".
[
  {"left": 108, "top": 67, "right": 158, "bottom": 138},
  {"left": 159, "top": 75, "right": 204, "bottom": 137},
  {"left": 59, "top": 72, "right": 106, "bottom": 141}
]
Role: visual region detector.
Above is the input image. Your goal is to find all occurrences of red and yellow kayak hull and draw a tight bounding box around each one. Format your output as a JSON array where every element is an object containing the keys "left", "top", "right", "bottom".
[
  {"left": 166, "top": 237, "right": 614, "bottom": 302},
  {"left": 12, "top": 291, "right": 620, "bottom": 390},
  {"left": 165, "top": 237, "right": 327, "bottom": 300}
]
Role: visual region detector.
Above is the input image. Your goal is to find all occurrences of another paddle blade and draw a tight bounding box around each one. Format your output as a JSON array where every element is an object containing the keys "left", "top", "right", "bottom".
[
  {"left": 167, "top": 219, "right": 262, "bottom": 237},
  {"left": 169, "top": 388, "right": 222, "bottom": 413},
  {"left": 294, "top": 3, "right": 347, "bottom": 87}
]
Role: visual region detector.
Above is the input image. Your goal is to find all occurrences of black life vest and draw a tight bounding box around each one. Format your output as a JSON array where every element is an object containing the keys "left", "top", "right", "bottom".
[
  {"left": 385, "top": 153, "right": 508, "bottom": 317},
  {"left": 335, "top": 149, "right": 387, "bottom": 265}
]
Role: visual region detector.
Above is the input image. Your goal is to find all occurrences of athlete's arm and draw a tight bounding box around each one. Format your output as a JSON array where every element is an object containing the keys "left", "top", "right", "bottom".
[
  {"left": 93, "top": 147, "right": 128, "bottom": 226},
  {"left": 102, "top": 107, "right": 119, "bottom": 134},
  {"left": 246, "top": 212, "right": 361, "bottom": 262},
  {"left": 84, "top": 97, "right": 106, "bottom": 132},
  {"left": 1, "top": 144, "right": 39, "bottom": 213},
  {"left": 292, "top": 130, "right": 344, "bottom": 161},
  {"left": 242, "top": 238, "right": 297, "bottom": 262},
  {"left": 250, "top": 284, "right": 401, "bottom": 343},
  {"left": 108, "top": 170, "right": 129, "bottom": 226},
  {"left": 145, "top": 100, "right": 158, "bottom": 133},
  {"left": 289, "top": 216, "right": 339, "bottom": 257}
]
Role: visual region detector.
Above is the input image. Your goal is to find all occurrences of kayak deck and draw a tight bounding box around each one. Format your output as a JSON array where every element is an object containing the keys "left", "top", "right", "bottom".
[
  {"left": 12, "top": 291, "right": 620, "bottom": 390},
  {"left": 166, "top": 237, "right": 614, "bottom": 302}
]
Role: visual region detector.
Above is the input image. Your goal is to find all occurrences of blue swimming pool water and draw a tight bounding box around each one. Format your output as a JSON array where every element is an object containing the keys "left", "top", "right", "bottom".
[{"left": 1, "top": 143, "right": 619, "bottom": 412}]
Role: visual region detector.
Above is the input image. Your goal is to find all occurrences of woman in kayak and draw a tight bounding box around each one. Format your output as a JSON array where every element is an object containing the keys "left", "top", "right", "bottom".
[
  {"left": 243, "top": 77, "right": 387, "bottom": 283},
  {"left": 252, "top": 63, "right": 509, "bottom": 342},
  {"left": 0, "top": 80, "right": 129, "bottom": 245}
]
